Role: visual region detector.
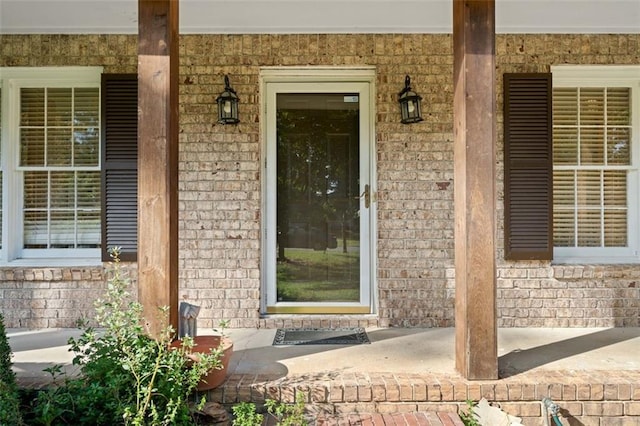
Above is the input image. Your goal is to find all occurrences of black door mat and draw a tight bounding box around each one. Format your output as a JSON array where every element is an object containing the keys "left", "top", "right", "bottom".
[{"left": 273, "top": 327, "right": 370, "bottom": 346}]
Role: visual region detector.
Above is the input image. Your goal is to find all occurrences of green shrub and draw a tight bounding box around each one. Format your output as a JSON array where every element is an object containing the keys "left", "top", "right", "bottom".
[
  {"left": 231, "top": 394, "right": 308, "bottom": 426},
  {"left": 232, "top": 402, "right": 264, "bottom": 426},
  {"left": 30, "top": 247, "right": 223, "bottom": 426},
  {"left": 0, "top": 312, "right": 24, "bottom": 425},
  {"left": 265, "top": 393, "right": 308, "bottom": 426},
  {"left": 459, "top": 400, "right": 480, "bottom": 426}
]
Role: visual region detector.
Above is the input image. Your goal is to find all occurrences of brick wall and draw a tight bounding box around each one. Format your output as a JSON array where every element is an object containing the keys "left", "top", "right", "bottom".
[
  {"left": 0, "top": 34, "right": 639, "bottom": 328},
  {"left": 498, "top": 264, "right": 640, "bottom": 327},
  {"left": 0, "top": 265, "right": 137, "bottom": 328}
]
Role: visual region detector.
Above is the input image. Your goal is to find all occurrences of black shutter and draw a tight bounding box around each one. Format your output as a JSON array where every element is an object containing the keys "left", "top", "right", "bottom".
[
  {"left": 503, "top": 73, "right": 553, "bottom": 260},
  {"left": 101, "top": 74, "right": 138, "bottom": 262}
]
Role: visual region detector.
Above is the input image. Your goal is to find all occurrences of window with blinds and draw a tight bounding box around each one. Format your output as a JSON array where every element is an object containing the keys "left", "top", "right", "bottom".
[
  {"left": 0, "top": 87, "right": 2, "bottom": 251},
  {"left": 553, "top": 87, "right": 632, "bottom": 248},
  {"left": 19, "top": 87, "right": 101, "bottom": 249}
]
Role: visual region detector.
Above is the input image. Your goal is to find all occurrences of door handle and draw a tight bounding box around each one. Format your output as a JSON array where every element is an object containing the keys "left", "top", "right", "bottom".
[{"left": 355, "top": 184, "right": 370, "bottom": 208}]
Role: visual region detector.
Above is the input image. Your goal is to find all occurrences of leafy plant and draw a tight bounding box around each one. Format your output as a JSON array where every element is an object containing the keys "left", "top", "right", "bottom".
[
  {"left": 0, "top": 312, "right": 24, "bottom": 426},
  {"left": 459, "top": 399, "right": 480, "bottom": 426},
  {"left": 231, "top": 401, "right": 264, "bottom": 426},
  {"left": 265, "top": 392, "right": 308, "bottom": 426},
  {"left": 30, "top": 247, "right": 224, "bottom": 425},
  {"left": 30, "top": 365, "right": 80, "bottom": 426},
  {"left": 231, "top": 394, "right": 308, "bottom": 426}
]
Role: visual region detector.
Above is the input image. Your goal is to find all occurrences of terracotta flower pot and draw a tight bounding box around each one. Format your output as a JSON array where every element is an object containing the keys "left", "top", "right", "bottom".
[{"left": 171, "top": 335, "right": 234, "bottom": 391}]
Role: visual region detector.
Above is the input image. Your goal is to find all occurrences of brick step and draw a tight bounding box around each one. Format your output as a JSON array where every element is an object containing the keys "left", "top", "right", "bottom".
[
  {"left": 261, "top": 412, "right": 464, "bottom": 426},
  {"left": 207, "top": 370, "right": 640, "bottom": 424},
  {"left": 313, "top": 412, "right": 465, "bottom": 426}
]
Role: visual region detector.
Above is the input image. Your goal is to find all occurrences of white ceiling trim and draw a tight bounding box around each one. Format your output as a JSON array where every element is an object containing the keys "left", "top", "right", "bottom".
[{"left": 0, "top": 0, "right": 638, "bottom": 35}]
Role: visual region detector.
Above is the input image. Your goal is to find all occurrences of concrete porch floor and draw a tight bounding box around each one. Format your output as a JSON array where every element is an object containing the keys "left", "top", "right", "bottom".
[{"left": 8, "top": 327, "right": 640, "bottom": 424}]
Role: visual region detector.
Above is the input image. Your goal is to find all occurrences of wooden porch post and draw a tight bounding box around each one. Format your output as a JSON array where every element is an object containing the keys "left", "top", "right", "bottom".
[
  {"left": 137, "top": 0, "right": 179, "bottom": 337},
  {"left": 453, "top": 0, "right": 498, "bottom": 379}
]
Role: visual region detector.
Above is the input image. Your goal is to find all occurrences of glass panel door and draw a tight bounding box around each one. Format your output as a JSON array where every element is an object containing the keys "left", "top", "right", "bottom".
[{"left": 264, "top": 80, "right": 373, "bottom": 314}]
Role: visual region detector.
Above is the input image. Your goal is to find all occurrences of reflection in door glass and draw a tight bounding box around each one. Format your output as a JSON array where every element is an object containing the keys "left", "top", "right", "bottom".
[{"left": 276, "top": 93, "right": 360, "bottom": 302}]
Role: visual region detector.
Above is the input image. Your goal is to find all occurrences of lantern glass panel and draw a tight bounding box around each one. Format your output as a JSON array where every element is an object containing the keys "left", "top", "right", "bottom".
[
  {"left": 400, "top": 93, "right": 423, "bottom": 124},
  {"left": 217, "top": 91, "right": 239, "bottom": 124}
]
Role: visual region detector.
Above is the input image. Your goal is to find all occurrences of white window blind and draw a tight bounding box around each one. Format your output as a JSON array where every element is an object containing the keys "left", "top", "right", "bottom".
[
  {"left": 19, "top": 86, "right": 100, "bottom": 249},
  {"left": 553, "top": 87, "right": 631, "bottom": 249}
]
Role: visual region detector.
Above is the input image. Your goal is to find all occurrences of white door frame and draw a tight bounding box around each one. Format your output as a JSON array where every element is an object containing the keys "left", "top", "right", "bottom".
[{"left": 260, "top": 67, "right": 377, "bottom": 314}]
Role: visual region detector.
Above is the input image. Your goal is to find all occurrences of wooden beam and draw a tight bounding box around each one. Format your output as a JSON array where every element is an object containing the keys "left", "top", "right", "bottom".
[
  {"left": 453, "top": 0, "right": 498, "bottom": 380},
  {"left": 138, "top": 0, "right": 179, "bottom": 337}
]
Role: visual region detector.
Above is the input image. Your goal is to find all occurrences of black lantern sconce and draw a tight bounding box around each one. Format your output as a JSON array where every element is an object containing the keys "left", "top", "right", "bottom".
[
  {"left": 216, "top": 75, "right": 240, "bottom": 124},
  {"left": 398, "top": 75, "right": 424, "bottom": 124}
]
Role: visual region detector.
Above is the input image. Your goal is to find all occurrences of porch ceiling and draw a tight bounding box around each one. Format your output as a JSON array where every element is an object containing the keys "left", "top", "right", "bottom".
[{"left": 0, "top": 0, "right": 638, "bottom": 35}]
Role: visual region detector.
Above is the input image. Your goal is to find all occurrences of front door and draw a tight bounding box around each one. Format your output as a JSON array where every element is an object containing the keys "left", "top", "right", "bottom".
[{"left": 263, "top": 71, "right": 375, "bottom": 314}]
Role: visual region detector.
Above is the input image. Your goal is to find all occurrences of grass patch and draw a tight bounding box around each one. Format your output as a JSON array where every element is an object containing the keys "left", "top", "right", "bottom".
[{"left": 277, "top": 242, "right": 360, "bottom": 302}]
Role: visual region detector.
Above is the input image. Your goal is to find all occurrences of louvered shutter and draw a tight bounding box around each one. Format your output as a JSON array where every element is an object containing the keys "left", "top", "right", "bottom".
[
  {"left": 503, "top": 73, "right": 553, "bottom": 260},
  {"left": 101, "top": 74, "right": 138, "bottom": 261}
]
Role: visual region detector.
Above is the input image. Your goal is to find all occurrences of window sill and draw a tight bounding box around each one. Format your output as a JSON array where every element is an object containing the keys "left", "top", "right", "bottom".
[
  {"left": 553, "top": 247, "right": 640, "bottom": 265},
  {"left": 552, "top": 256, "right": 640, "bottom": 265},
  {"left": 0, "top": 258, "right": 104, "bottom": 268}
]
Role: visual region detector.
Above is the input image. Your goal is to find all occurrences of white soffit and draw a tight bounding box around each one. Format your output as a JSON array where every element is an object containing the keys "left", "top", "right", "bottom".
[{"left": 0, "top": 0, "right": 638, "bottom": 35}]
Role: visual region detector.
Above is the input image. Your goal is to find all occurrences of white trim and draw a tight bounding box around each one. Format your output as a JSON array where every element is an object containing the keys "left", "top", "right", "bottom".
[
  {"left": 552, "top": 252, "right": 640, "bottom": 265},
  {"left": 260, "top": 67, "right": 377, "bottom": 313},
  {"left": 260, "top": 67, "right": 378, "bottom": 83},
  {"left": 1, "top": 0, "right": 638, "bottom": 35},
  {"left": 552, "top": 65, "right": 640, "bottom": 85},
  {"left": 0, "top": 256, "right": 103, "bottom": 267},
  {"left": 0, "top": 67, "right": 103, "bottom": 82}
]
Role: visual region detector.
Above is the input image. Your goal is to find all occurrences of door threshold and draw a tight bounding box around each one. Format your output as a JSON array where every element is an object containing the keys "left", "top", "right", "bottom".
[{"left": 266, "top": 306, "right": 371, "bottom": 314}]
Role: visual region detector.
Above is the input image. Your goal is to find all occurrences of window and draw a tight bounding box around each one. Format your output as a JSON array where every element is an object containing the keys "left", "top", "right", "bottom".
[
  {"left": 0, "top": 86, "right": 3, "bottom": 252},
  {"left": 0, "top": 67, "right": 104, "bottom": 264},
  {"left": 552, "top": 66, "right": 639, "bottom": 263},
  {"left": 504, "top": 66, "right": 640, "bottom": 264},
  {"left": 0, "top": 68, "right": 138, "bottom": 265}
]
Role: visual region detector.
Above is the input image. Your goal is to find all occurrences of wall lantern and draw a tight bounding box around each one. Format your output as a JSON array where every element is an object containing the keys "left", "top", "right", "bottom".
[
  {"left": 216, "top": 75, "right": 240, "bottom": 124},
  {"left": 398, "top": 75, "right": 424, "bottom": 124}
]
